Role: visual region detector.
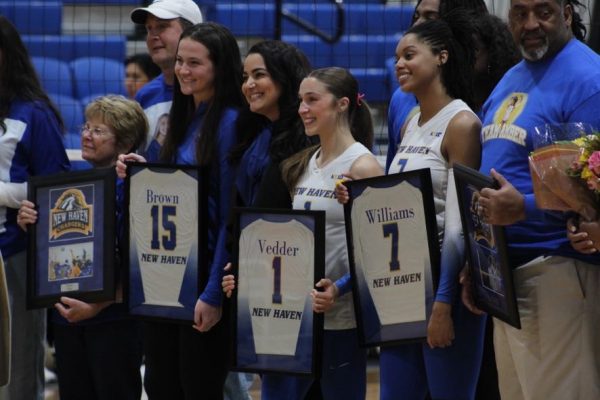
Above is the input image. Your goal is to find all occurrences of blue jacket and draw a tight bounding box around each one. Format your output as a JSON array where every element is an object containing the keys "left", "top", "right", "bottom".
[
  {"left": 175, "top": 103, "right": 240, "bottom": 306},
  {"left": 0, "top": 99, "right": 70, "bottom": 257}
]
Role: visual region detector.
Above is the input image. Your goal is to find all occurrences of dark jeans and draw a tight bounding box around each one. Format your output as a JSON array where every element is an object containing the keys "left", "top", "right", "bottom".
[
  {"left": 53, "top": 319, "right": 143, "bottom": 400},
  {"left": 142, "top": 310, "right": 230, "bottom": 400}
]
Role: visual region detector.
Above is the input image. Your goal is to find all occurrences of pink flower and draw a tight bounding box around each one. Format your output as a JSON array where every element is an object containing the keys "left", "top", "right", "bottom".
[{"left": 588, "top": 151, "right": 600, "bottom": 176}]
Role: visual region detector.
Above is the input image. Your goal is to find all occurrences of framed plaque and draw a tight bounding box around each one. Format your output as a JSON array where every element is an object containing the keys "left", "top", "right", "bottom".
[
  {"left": 344, "top": 169, "right": 440, "bottom": 347},
  {"left": 454, "top": 163, "right": 521, "bottom": 329},
  {"left": 125, "top": 162, "right": 207, "bottom": 323},
  {"left": 27, "top": 168, "right": 116, "bottom": 309},
  {"left": 231, "top": 208, "right": 325, "bottom": 376}
]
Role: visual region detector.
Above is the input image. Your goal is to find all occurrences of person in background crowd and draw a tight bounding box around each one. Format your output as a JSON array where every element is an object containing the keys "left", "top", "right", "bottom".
[
  {"left": 0, "top": 15, "right": 70, "bottom": 400},
  {"left": 151, "top": 112, "right": 168, "bottom": 146},
  {"left": 466, "top": 1, "right": 600, "bottom": 399},
  {"left": 117, "top": 22, "right": 244, "bottom": 399},
  {"left": 471, "top": 14, "right": 521, "bottom": 112},
  {"left": 129, "top": 0, "right": 202, "bottom": 155},
  {"left": 124, "top": 53, "right": 161, "bottom": 99},
  {"left": 18, "top": 95, "right": 147, "bottom": 400}
]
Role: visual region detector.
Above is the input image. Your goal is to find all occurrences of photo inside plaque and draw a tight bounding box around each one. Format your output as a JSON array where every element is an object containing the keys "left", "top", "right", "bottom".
[{"left": 27, "top": 168, "right": 116, "bottom": 309}]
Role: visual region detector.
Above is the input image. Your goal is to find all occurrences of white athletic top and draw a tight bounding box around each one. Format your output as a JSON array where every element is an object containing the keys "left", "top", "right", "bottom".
[
  {"left": 293, "top": 142, "right": 371, "bottom": 330},
  {"left": 350, "top": 183, "right": 428, "bottom": 325},
  {"left": 238, "top": 219, "right": 314, "bottom": 356},
  {"left": 389, "top": 99, "right": 474, "bottom": 238},
  {"left": 129, "top": 168, "right": 198, "bottom": 307}
]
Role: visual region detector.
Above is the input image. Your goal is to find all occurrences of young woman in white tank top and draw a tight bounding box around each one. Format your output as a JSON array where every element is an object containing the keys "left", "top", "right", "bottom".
[
  {"left": 223, "top": 67, "right": 383, "bottom": 399},
  {"left": 384, "top": 13, "right": 484, "bottom": 400},
  {"left": 337, "top": 11, "right": 485, "bottom": 400}
]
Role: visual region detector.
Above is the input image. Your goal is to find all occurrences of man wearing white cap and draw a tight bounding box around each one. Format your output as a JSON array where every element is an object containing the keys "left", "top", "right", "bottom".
[{"left": 130, "top": 0, "right": 202, "bottom": 156}]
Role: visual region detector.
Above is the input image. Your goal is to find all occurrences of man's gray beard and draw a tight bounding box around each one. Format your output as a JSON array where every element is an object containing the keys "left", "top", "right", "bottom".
[{"left": 520, "top": 39, "right": 549, "bottom": 61}]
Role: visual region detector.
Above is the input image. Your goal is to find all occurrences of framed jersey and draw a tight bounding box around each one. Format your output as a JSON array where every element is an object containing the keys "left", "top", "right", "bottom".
[
  {"left": 232, "top": 208, "right": 325, "bottom": 376},
  {"left": 125, "top": 162, "right": 207, "bottom": 323},
  {"left": 344, "top": 169, "right": 441, "bottom": 347},
  {"left": 454, "top": 163, "right": 520, "bottom": 329},
  {"left": 27, "top": 168, "right": 116, "bottom": 309}
]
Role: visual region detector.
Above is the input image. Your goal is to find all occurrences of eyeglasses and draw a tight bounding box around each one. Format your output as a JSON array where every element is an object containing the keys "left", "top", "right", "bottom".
[{"left": 80, "top": 124, "right": 113, "bottom": 138}]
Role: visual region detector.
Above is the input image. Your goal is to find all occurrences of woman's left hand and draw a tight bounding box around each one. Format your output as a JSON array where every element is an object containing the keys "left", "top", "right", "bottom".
[
  {"left": 193, "top": 299, "right": 222, "bottom": 332},
  {"left": 54, "top": 297, "right": 111, "bottom": 323},
  {"left": 311, "top": 279, "right": 339, "bottom": 313},
  {"left": 427, "top": 301, "right": 454, "bottom": 349},
  {"left": 334, "top": 173, "right": 353, "bottom": 204}
]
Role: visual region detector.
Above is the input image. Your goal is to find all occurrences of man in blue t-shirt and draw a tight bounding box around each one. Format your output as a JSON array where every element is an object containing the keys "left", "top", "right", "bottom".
[
  {"left": 129, "top": 0, "right": 202, "bottom": 156},
  {"left": 475, "top": 1, "right": 600, "bottom": 399}
]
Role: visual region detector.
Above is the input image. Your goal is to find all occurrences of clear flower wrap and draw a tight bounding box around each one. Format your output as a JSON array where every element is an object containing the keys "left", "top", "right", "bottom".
[{"left": 528, "top": 123, "right": 599, "bottom": 222}]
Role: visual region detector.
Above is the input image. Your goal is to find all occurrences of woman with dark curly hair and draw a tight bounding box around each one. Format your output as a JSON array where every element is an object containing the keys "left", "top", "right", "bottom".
[
  {"left": 386, "top": 0, "right": 488, "bottom": 171},
  {"left": 472, "top": 13, "right": 521, "bottom": 113},
  {"left": 230, "top": 40, "right": 313, "bottom": 209},
  {"left": 381, "top": 10, "right": 484, "bottom": 399},
  {"left": 223, "top": 39, "right": 314, "bottom": 400}
]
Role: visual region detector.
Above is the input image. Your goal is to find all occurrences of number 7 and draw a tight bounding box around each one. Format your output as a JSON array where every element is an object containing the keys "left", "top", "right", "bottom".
[{"left": 396, "top": 158, "right": 408, "bottom": 172}]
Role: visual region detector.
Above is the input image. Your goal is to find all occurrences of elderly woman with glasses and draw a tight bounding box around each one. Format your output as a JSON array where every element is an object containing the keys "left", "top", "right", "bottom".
[{"left": 18, "top": 95, "right": 148, "bottom": 400}]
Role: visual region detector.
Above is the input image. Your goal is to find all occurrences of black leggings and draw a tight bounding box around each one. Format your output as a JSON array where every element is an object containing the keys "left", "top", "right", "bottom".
[
  {"left": 142, "top": 312, "right": 230, "bottom": 400},
  {"left": 54, "top": 319, "right": 143, "bottom": 400}
]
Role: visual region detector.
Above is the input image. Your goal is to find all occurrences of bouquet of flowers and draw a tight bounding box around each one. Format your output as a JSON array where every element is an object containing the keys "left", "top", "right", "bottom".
[{"left": 528, "top": 123, "right": 599, "bottom": 221}]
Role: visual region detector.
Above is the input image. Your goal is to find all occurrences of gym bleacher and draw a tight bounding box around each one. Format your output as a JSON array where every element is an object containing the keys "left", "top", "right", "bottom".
[{"left": 1, "top": 0, "right": 415, "bottom": 161}]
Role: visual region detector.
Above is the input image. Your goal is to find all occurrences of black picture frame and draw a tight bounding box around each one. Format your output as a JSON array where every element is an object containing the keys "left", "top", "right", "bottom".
[
  {"left": 27, "top": 168, "right": 116, "bottom": 309},
  {"left": 344, "top": 169, "right": 441, "bottom": 347},
  {"left": 453, "top": 163, "right": 521, "bottom": 329},
  {"left": 125, "top": 162, "right": 207, "bottom": 323},
  {"left": 231, "top": 208, "right": 325, "bottom": 376}
]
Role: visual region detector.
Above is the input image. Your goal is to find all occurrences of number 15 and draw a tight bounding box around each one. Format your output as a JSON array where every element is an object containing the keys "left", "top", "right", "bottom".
[{"left": 150, "top": 205, "right": 177, "bottom": 250}]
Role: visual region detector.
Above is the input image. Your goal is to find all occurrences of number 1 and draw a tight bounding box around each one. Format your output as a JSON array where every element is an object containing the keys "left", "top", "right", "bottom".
[
  {"left": 382, "top": 223, "right": 400, "bottom": 271},
  {"left": 272, "top": 256, "right": 282, "bottom": 304}
]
